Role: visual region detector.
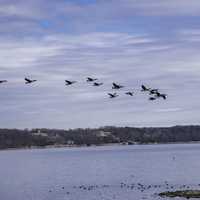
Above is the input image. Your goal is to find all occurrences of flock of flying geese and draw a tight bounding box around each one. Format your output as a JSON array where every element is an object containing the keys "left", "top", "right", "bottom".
[{"left": 0, "top": 77, "right": 167, "bottom": 101}]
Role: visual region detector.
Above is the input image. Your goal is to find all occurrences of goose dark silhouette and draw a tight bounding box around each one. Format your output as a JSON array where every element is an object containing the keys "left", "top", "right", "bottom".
[
  {"left": 125, "top": 92, "right": 134, "bottom": 96},
  {"left": 149, "top": 97, "right": 157, "bottom": 101},
  {"left": 93, "top": 82, "right": 103, "bottom": 86},
  {"left": 112, "top": 82, "right": 124, "bottom": 89},
  {"left": 108, "top": 93, "right": 118, "bottom": 98},
  {"left": 141, "top": 85, "right": 150, "bottom": 92},
  {"left": 25, "top": 78, "right": 37, "bottom": 84},
  {"left": 149, "top": 89, "right": 159, "bottom": 95},
  {"left": 65, "top": 80, "right": 76, "bottom": 85},
  {"left": 155, "top": 92, "right": 167, "bottom": 100},
  {"left": 0, "top": 80, "right": 7, "bottom": 84},
  {"left": 87, "top": 77, "right": 97, "bottom": 82},
  {"left": 160, "top": 94, "right": 167, "bottom": 100}
]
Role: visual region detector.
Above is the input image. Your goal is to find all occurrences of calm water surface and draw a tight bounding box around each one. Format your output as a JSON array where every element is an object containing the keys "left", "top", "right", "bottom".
[{"left": 0, "top": 144, "right": 200, "bottom": 200}]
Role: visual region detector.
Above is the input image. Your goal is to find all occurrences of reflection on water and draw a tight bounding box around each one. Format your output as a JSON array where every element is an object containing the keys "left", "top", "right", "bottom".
[{"left": 0, "top": 143, "right": 200, "bottom": 200}]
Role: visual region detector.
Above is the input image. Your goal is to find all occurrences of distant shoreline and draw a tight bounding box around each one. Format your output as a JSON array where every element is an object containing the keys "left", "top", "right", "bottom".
[
  {"left": 1, "top": 126, "right": 200, "bottom": 151},
  {"left": 1, "top": 141, "right": 200, "bottom": 152}
]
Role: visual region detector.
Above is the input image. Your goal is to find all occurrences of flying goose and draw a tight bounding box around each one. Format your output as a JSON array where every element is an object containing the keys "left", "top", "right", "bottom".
[
  {"left": 93, "top": 82, "right": 103, "bottom": 86},
  {"left": 108, "top": 93, "right": 118, "bottom": 98},
  {"left": 112, "top": 82, "right": 124, "bottom": 89},
  {"left": 0, "top": 80, "right": 7, "bottom": 84},
  {"left": 161, "top": 94, "right": 167, "bottom": 100},
  {"left": 141, "top": 85, "right": 150, "bottom": 92},
  {"left": 87, "top": 77, "right": 98, "bottom": 82},
  {"left": 149, "top": 89, "right": 159, "bottom": 95},
  {"left": 25, "top": 78, "right": 37, "bottom": 84},
  {"left": 65, "top": 80, "right": 76, "bottom": 85},
  {"left": 155, "top": 92, "right": 167, "bottom": 100},
  {"left": 149, "top": 97, "right": 157, "bottom": 101},
  {"left": 125, "top": 92, "right": 134, "bottom": 96}
]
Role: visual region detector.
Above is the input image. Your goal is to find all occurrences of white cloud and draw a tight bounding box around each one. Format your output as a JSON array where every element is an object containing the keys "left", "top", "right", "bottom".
[
  {"left": 0, "top": 1, "right": 45, "bottom": 19},
  {"left": 123, "top": 0, "right": 200, "bottom": 16},
  {"left": 177, "top": 28, "right": 200, "bottom": 42},
  {"left": 0, "top": 32, "right": 156, "bottom": 71}
]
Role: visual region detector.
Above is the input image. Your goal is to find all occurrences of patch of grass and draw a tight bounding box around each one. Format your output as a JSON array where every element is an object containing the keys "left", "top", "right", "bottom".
[{"left": 159, "top": 190, "right": 200, "bottom": 199}]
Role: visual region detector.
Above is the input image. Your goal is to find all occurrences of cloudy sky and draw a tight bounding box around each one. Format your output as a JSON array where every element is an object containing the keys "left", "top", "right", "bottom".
[{"left": 0, "top": 0, "right": 200, "bottom": 129}]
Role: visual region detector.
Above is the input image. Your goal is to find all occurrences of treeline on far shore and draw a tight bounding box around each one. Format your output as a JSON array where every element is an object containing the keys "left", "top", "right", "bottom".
[{"left": 0, "top": 125, "right": 200, "bottom": 149}]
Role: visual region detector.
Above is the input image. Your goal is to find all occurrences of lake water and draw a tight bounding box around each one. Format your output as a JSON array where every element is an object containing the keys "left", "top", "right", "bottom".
[{"left": 0, "top": 144, "right": 200, "bottom": 200}]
